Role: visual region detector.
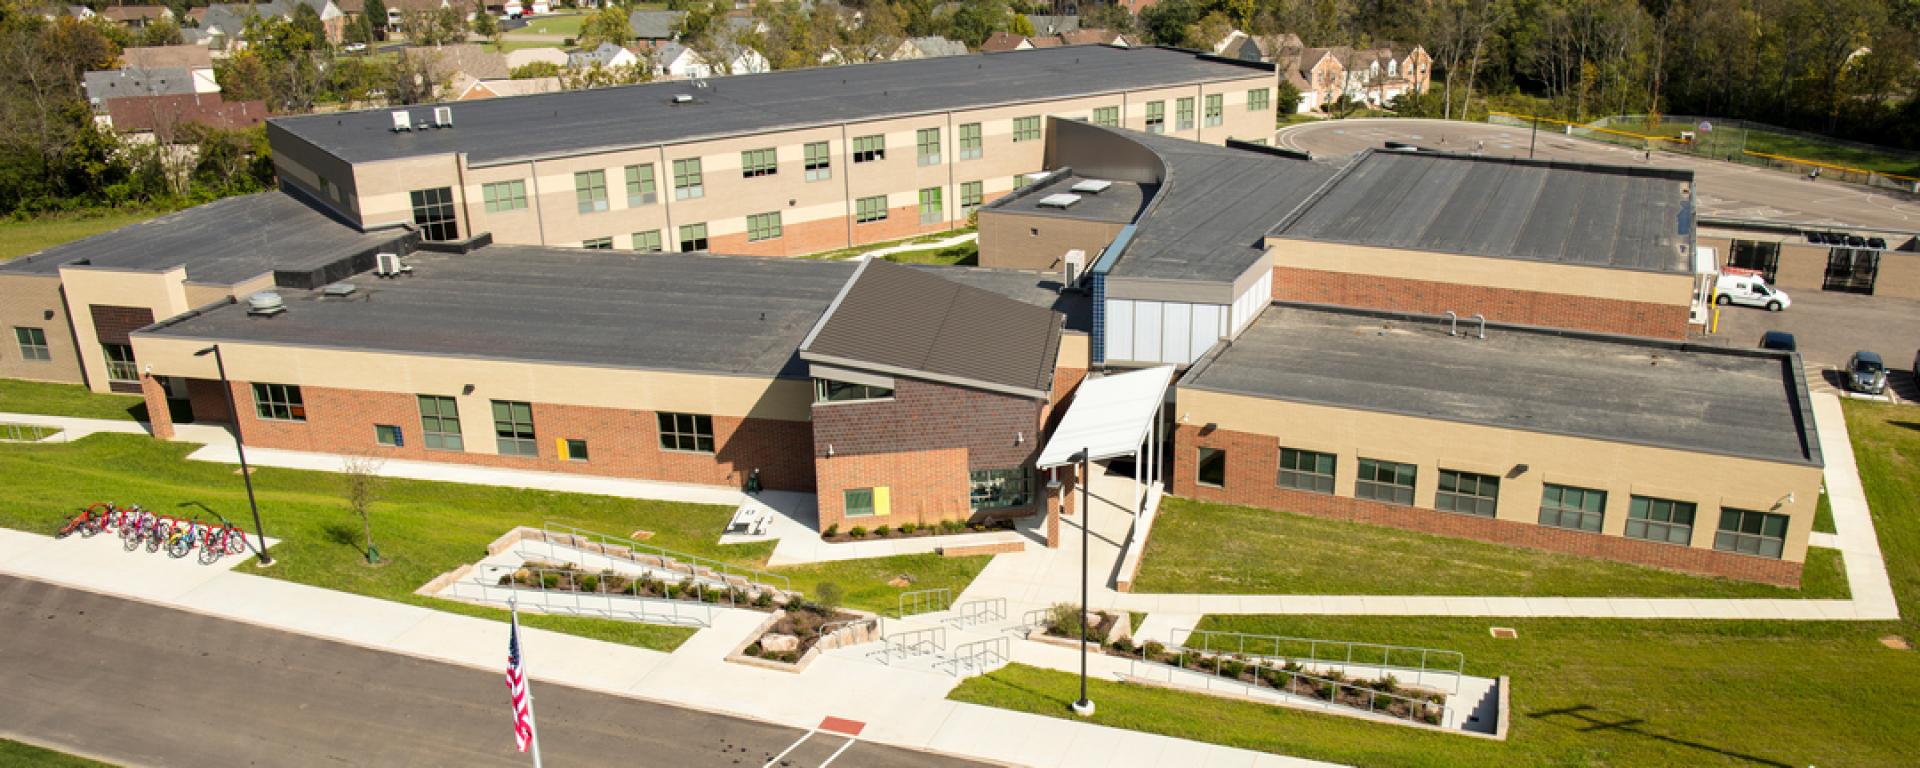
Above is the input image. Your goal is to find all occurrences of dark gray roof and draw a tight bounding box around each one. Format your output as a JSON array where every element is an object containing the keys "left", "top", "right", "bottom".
[
  {"left": 912, "top": 264, "right": 1091, "bottom": 333},
  {"left": 140, "top": 248, "right": 862, "bottom": 378},
  {"left": 1273, "top": 150, "right": 1694, "bottom": 274},
  {"left": 0, "top": 192, "right": 405, "bottom": 286},
  {"left": 992, "top": 173, "right": 1151, "bottom": 224},
  {"left": 84, "top": 67, "right": 201, "bottom": 104},
  {"left": 802, "top": 259, "right": 1062, "bottom": 397},
  {"left": 268, "top": 46, "right": 1274, "bottom": 166},
  {"left": 629, "top": 9, "right": 685, "bottom": 39},
  {"left": 1182, "top": 303, "right": 1820, "bottom": 466}
]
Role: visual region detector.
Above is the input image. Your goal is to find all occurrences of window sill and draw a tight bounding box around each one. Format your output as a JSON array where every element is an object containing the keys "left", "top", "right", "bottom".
[
  {"left": 1196, "top": 482, "right": 1225, "bottom": 489},
  {"left": 254, "top": 417, "right": 308, "bottom": 424},
  {"left": 658, "top": 447, "right": 717, "bottom": 456},
  {"left": 1538, "top": 522, "right": 1606, "bottom": 535},
  {"left": 1277, "top": 483, "right": 1335, "bottom": 496},
  {"left": 812, "top": 397, "right": 896, "bottom": 407}
]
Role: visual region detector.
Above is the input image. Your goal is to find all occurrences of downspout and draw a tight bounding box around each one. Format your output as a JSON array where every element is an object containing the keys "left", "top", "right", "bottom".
[{"left": 527, "top": 158, "right": 546, "bottom": 245}]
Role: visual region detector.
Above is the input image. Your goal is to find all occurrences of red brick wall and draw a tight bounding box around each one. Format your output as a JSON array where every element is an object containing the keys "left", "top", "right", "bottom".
[
  {"left": 815, "top": 446, "right": 970, "bottom": 530},
  {"left": 1271, "top": 266, "right": 1692, "bottom": 339},
  {"left": 140, "top": 375, "right": 173, "bottom": 439},
  {"left": 223, "top": 382, "right": 815, "bottom": 492},
  {"left": 88, "top": 305, "right": 155, "bottom": 345},
  {"left": 810, "top": 376, "right": 1043, "bottom": 471},
  {"left": 1171, "top": 424, "right": 1804, "bottom": 586},
  {"left": 186, "top": 378, "right": 231, "bottom": 424}
]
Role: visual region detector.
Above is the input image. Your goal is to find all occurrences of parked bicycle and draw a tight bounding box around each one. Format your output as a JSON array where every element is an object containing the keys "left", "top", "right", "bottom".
[
  {"left": 167, "top": 518, "right": 205, "bottom": 559},
  {"left": 55, "top": 503, "right": 114, "bottom": 539}
]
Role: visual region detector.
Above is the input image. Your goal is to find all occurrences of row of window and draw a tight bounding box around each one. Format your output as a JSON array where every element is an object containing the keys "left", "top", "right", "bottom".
[
  {"left": 1197, "top": 445, "right": 1793, "bottom": 559},
  {"left": 580, "top": 179, "right": 995, "bottom": 251},
  {"left": 842, "top": 468, "right": 1034, "bottom": 518}
]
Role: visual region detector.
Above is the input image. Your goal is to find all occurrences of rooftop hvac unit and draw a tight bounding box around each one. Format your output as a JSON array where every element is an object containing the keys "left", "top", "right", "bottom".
[
  {"left": 432, "top": 106, "right": 452, "bottom": 128},
  {"left": 672, "top": 94, "right": 693, "bottom": 104},
  {"left": 390, "top": 110, "right": 411, "bottom": 132},
  {"left": 1063, "top": 249, "right": 1086, "bottom": 288},
  {"left": 321, "top": 282, "right": 358, "bottom": 297},
  {"left": 1037, "top": 193, "right": 1082, "bottom": 209},
  {"left": 374, "top": 252, "right": 413, "bottom": 279},
  {"left": 1070, "top": 179, "right": 1112, "bottom": 194},
  {"left": 246, "top": 291, "right": 286, "bottom": 316}
]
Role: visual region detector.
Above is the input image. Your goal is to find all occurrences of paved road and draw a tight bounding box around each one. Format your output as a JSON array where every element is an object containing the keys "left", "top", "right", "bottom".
[
  {"left": 0, "top": 576, "right": 984, "bottom": 768},
  {"left": 1277, "top": 118, "right": 1920, "bottom": 232}
]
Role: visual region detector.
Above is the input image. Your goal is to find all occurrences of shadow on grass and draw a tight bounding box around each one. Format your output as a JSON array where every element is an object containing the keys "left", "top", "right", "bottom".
[
  {"left": 319, "top": 521, "right": 358, "bottom": 548},
  {"left": 1527, "top": 705, "right": 1791, "bottom": 767},
  {"left": 1890, "top": 421, "right": 1920, "bottom": 433}
]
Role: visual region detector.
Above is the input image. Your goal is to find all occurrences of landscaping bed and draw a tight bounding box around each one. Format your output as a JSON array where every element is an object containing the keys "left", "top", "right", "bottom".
[
  {"left": 733, "top": 599, "right": 874, "bottom": 670},
  {"left": 821, "top": 517, "right": 1017, "bottom": 543},
  {"left": 496, "top": 559, "right": 782, "bottom": 610}
]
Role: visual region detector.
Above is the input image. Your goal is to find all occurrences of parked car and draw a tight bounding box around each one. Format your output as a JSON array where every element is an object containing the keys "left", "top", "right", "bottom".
[
  {"left": 1846, "top": 351, "right": 1888, "bottom": 395},
  {"left": 1715, "top": 273, "right": 1791, "bottom": 311},
  {"left": 1759, "top": 331, "right": 1797, "bottom": 352},
  {"left": 342, "top": 42, "right": 367, "bottom": 53}
]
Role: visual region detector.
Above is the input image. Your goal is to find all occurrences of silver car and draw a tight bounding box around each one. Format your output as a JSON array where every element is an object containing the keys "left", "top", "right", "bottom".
[{"left": 1847, "top": 351, "right": 1887, "bottom": 395}]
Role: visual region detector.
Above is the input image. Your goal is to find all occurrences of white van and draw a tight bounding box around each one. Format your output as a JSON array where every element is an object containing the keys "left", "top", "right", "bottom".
[{"left": 1715, "top": 273, "right": 1791, "bottom": 311}]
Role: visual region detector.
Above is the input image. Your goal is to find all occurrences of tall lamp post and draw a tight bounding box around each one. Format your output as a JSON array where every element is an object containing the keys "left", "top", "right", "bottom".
[
  {"left": 1072, "top": 447, "right": 1095, "bottom": 717},
  {"left": 195, "top": 344, "right": 273, "bottom": 566}
]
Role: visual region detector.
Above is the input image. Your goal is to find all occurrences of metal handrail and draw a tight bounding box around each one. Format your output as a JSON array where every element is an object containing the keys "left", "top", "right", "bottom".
[
  {"left": 935, "top": 637, "right": 1010, "bottom": 678},
  {"left": 897, "top": 587, "right": 952, "bottom": 618},
  {"left": 1127, "top": 646, "right": 1453, "bottom": 729},
  {"left": 541, "top": 521, "right": 791, "bottom": 592},
  {"left": 1181, "top": 629, "right": 1465, "bottom": 695},
  {"left": 0, "top": 423, "right": 60, "bottom": 443},
  {"left": 446, "top": 564, "right": 715, "bottom": 627},
  {"left": 1016, "top": 607, "right": 1051, "bottom": 634}
]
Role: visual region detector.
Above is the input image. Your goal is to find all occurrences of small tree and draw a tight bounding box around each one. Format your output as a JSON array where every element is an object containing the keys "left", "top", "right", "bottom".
[
  {"left": 578, "top": 5, "right": 633, "bottom": 49},
  {"left": 471, "top": 0, "right": 500, "bottom": 47},
  {"left": 362, "top": 0, "right": 389, "bottom": 41},
  {"left": 342, "top": 453, "right": 386, "bottom": 563}
]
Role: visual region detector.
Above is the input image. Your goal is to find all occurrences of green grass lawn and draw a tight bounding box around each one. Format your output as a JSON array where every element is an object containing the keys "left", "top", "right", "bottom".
[
  {"left": 508, "top": 12, "right": 586, "bottom": 37},
  {"left": 955, "top": 399, "right": 1920, "bottom": 767},
  {"left": 0, "top": 423, "right": 59, "bottom": 441},
  {"left": 0, "top": 379, "right": 145, "bottom": 421},
  {"left": 1744, "top": 131, "right": 1920, "bottom": 178},
  {"left": 1132, "top": 495, "right": 1847, "bottom": 599},
  {"left": 0, "top": 210, "right": 156, "bottom": 263},
  {"left": 0, "top": 739, "right": 113, "bottom": 767},
  {"left": 800, "top": 228, "right": 976, "bottom": 262},
  {"left": 878, "top": 241, "right": 978, "bottom": 266},
  {"left": 1815, "top": 490, "right": 1836, "bottom": 534},
  {"left": 0, "top": 434, "right": 988, "bottom": 649}
]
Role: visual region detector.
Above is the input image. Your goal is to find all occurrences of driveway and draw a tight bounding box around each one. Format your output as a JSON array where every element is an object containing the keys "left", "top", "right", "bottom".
[{"left": 1703, "top": 289, "right": 1920, "bottom": 402}]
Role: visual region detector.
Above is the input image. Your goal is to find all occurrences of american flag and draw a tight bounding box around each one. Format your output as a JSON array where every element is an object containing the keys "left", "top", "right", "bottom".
[{"left": 505, "top": 610, "right": 536, "bottom": 754}]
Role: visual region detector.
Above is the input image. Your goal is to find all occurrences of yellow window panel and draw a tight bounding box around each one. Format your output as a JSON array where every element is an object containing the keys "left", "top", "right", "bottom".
[{"left": 873, "top": 487, "right": 891, "bottom": 517}]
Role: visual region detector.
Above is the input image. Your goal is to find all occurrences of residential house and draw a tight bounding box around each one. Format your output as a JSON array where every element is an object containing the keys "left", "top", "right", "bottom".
[
  {"left": 981, "top": 29, "right": 1133, "bottom": 53},
  {"left": 891, "top": 36, "right": 968, "bottom": 60},
  {"left": 119, "top": 45, "right": 215, "bottom": 71},
  {"left": 649, "top": 41, "right": 769, "bottom": 79},
  {"left": 101, "top": 93, "right": 269, "bottom": 140},
  {"left": 84, "top": 66, "right": 219, "bottom": 110},
  {"left": 568, "top": 41, "right": 641, "bottom": 71},
  {"left": 200, "top": 0, "right": 349, "bottom": 48},
  {"left": 505, "top": 47, "right": 568, "bottom": 71},
  {"left": 451, "top": 75, "right": 562, "bottom": 100},
  {"left": 99, "top": 4, "right": 174, "bottom": 29},
  {"left": 1278, "top": 44, "right": 1430, "bottom": 113},
  {"left": 629, "top": 9, "right": 686, "bottom": 42}
]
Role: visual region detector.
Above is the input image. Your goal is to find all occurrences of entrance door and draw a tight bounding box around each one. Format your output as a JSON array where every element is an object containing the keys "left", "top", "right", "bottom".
[
  {"left": 159, "top": 376, "right": 194, "bottom": 424},
  {"left": 1728, "top": 240, "right": 1780, "bottom": 283},
  {"left": 1823, "top": 248, "right": 1880, "bottom": 294}
]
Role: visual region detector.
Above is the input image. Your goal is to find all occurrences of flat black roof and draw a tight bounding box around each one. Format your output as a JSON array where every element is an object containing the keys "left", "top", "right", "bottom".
[
  {"left": 1272, "top": 150, "right": 1694, "bottom": 274},
  {"left": 0, "top": 192, "right": 405, "bottom": 285},
  {"left": 270, "top": 46, "right": 1273, "bottom": 166},
  {"left": 1181, "top": 303, "right": 1820, "bottom": 466},
  {"left": 993, "top": 173, "right": 1152, "bottom": 224}
]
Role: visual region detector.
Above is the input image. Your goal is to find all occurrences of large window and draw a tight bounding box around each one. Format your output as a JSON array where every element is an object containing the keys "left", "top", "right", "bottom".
[
  {"left": 1355, "top": 458, "right": 1416, "bottom": 505},
  {"left": 852, "top": 134, "right": 885, "bottom": 163},
  {"left": 747, "top": 212, "right": 782, "bottom": 242},
  {"left": 959, "top": 122, "right": 982, "bottom": 160},
  {"left": 672, "top": 158, "right": 704, "bottom": 200},
  {"left": 1277, "top": 447, "right": 1335, "bottom": 494},
  {"left": 409, "top": 186, "right": 458, "bottom": 241},
  {"left": 582, "top": 236, "right": 613, "bottom": 249},
  {"left": 1728, "top": 239, "right": 1780, "bottom": 283},
  {"left": 814, "top": 378, "right": 893, "bottom": 403},
  {"left": 918, "top": 187, "right": 943, "bottom": 225},
  {"left": 1627, "top": 496, "right": 1696, "bottom": 545},
  {"left": 678, "top": 223, "right": 708, "bottom": 252},
  {"left": 573, "top": 170, "right": 608, "bottom": 213},
  {"left": 1013, "top": 115, "right": 1041, "bottom": 142},
  {"left": 970, "top": 468, "right": 1033, "bottom": 511},
  {"left": 14, "top": 327, "right": 49, "bottom": 361},
  {"left": 856, "top": 195, "right": 888, "bottom": 223},
  {"left": 1145, "top": 101, "right": 1165, "bottom": 134},
  {"left": 482, "top": 180, "right": 526, "bottom": 213},
  {"left": 1436, "top": 469, "right": 1499, "bottom": 518},
  {"left": 251, "top": 383, "right": 305, "bottom": 421},
  {"left": 1539, "top": 484, "right": 1606, "bottom": 533},
  {"left": 658, "top": 412, "right": 714, "bottom": 453},
  {"left": 1715, "top": 508, "right": 1788, "bottom": 558},
  {"left": 101, "top": 343, "right": 138, "bottom": 384},
  {"left": 417, "top": 395, "right": 463, "bottom": 451},
  {"left": 804, "top": 141, "right": 832, "bottom": 181},
  {"left": 844, "top": 488, "right": 876, "bottom": 518},
  {"left": 1176, "top": 97, "right": 1195, "bottom": 130},
  {"left": 625, "top": 163, "right": 656, "bottom": 205},
  {"left": 1196, "top": 447, "right": 1227, "bottom": 488},
  {"left": 960, "top": 181, "right": 983, "bottom": 215},
  {"left": 631, "top": 230, "right": 662, "bottom": 253},
  {"left": 1248, "top": 88, "right": 1270, "bottom": 111},
  {"left": 1204, "top": 94, "right": 1224, "bottom": 127},
  {"left": 492, "top": 400, "right": 537, "bottom": 457},
  {"left": 916, "top": 127, "right": 941, "bottom": 166},
  {"left": 741, "top": 148, "right": 778, "bottom": 178},
  {"left": 1092, "top": 106, "right": 1119, "bottom": 127}
]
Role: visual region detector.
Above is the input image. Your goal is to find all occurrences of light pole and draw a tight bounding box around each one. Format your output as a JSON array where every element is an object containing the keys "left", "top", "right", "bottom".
[
  {"left": 1072, "top": 447, "right": 1094, "bottom": 717},
  {"left": 195, "top": 344, "right": 273, "bottom": 566}
]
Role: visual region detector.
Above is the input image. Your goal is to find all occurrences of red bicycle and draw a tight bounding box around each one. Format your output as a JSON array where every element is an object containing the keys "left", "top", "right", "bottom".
[{"left": 56, "top": 503, "right": 115, "bottom": 539}]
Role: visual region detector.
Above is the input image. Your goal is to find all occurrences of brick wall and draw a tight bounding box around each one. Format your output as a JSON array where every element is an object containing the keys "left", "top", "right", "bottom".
[
  {"left": 815, "top": 446, "right": 970, "bottom": 529},
  {"left": 1171, "top": 424, "right": 1804, "bottom": 586},
  {"left": 1271, "top": 266, "right": 1692, "bottom": 339},
  {"left": 140, "top": 375, "right": 174, "bottom": 439},
  {"left": 811, "top": 376, "right": 1043, "bottom": 471},
  {"left": 89, "top": 305, "right": 156, "bottom": 394},
  {"left": 222, "top": 381, "right": 815, "bottom": 492}
]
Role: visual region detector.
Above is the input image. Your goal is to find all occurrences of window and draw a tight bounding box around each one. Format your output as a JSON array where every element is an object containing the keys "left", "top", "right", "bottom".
[
  {"left": 804, "top": 141, "right": 832, "bottom": 182},
  {"left": 852, "top": 134, "right": 885, "bottom": 163},
  {"left": 631, "top": 230, "right": 662, "bottom": 253},
  {"left": 1244, "top": 139, "right": 1269, "bottom": 146},
  {"left": 844, "top": 488, "right": 875, "bottom": 518},
  {"left": 573, "top": 170, "right": 608, "bottom": 214},
  {"left": 970, "top": 468, "right": 1033, "bottom": 511},
  {"left": 678, "top": 223, "right": 708, "bottom": 252},
  {"left": 14, "top": 327, "right": 49, "bottom": 361},
  {"left": 1248, "top": 88, "right": 1270, "bottom": 111},
  {"left": 625, "top": 163, "right": 656, "bottom": 205},
  {"left": 1176, "top": 97, "right": 1195, "bottom": 130},
  {"left": 747, "top": 212, "right": 782, "bottom": 242},
  {"left": 492, "top": 400, "right": 536, "bottom": 457},
  {"left": 1196, "top": 447, "right": 1227, "bottom": 487},
  {"left": 1013, "top": 116, "right": 1041, "bottom": 142},
  {"left": 1145, "top": 101, "right": 1165, "bottom": 134},
  {"left": 417, "top": 395, "right": 463, "bottom": 451},
  {"left": 1204, "top": 94, "right": 1224, "bottom": 127},
  {"left": 1092, "top": 106, "right": 1119, "bottom": 127},
  {"left": 1627, "top": 496, "right": 1696, "bottom": 546},
  {"left": 959, "top": 122, "right": 982, "bottom": 160},
  {"left": 960, "top": 181, "right": 983, "bottom": 215},
  {"left": 814, "top": 378, "right": 893, "bottom": 403},
  {"left": 375, "top": 424, "right": 403, "bottom": 447},
  {"left": 657, "top": 412, "right": 714, "bottom": 453},
  {"left": 564, "top": 439, "right": 589, "bottom": 462},
  {"left": 856, "top": 195, "right": 888, "bottom": 223},
  {"left": 481, "top": 180, "right": 526, "bottom": 213},
  {"left": 741, "top": 148, "right": 777, "bottom": 178},
  {"left": 1539, "top": 484, "right": 1607, "bottom": 533},
  {"left": 1728, "top": 239, "right": 1780, "bottom": 283},
  {"left": 1355, "top": 458, "right": 1416, "bottom": 505},
  {"left": 102, "top": 343, "right": 138, "bottom": 384},
  {"left": 1013, "top": 174, "right": 1030, "bottom": 189},
  {"left": 582, "top": 236, "right": 613, "bottom": 249},
  {"left": 917, "top": 187, "right": 943, "bottom": 225},
  {"left": 1715, "top": 508, "right": 1788, "bottom": 559},
  {"left": 1277, "top": 447, "right": 1335, "bottom": 494},
  {"left": 409, "top": 186, "right": 458, "bottom": 241},
  {"left": 916, "top": 127, "right": 941, "bottom": 166},
  {"left": 672, "top": 158, "right": 704, "bottom": 200},
  {"left": 251, "top": 383, "right": 306, "bottom": 422},
  {"left": 1437, "top": 470, "right": 1499, "bottom": 518}
]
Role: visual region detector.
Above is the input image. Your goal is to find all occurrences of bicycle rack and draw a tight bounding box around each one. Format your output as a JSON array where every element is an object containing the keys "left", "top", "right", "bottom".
[
  {"left": 944, "top": 597, "right": 1007, "bottom": 628},
  {"left": 897, "top": 587, "right": 953, "bottom": 618},
  {"left": 869, "top": 626, "right": 946, "bottom": 665},
  {"left": 934, "top": 637, "right": 1010, "bottom": 678}
]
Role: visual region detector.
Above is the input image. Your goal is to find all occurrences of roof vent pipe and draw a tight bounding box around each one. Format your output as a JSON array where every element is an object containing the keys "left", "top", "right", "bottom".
[
  {"left": 1444, "top": 310, "right": 1458, "bottom": 337},
  {"left": 1472, "top": 314, "right": 1487, "bottom": 340}
]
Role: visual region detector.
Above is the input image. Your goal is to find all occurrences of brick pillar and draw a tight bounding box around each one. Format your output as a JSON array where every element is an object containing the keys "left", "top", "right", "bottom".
[{"left": 140, "top": 375, "right": 174, "bottom": 440}]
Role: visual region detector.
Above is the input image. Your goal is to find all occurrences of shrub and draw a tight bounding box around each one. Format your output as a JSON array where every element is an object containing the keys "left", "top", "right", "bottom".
[
  {"left": 849, "top": 526, "right": 868, "bottom": 538},
  {"left": 1372, "top": 674, "right": 1400, "bottom": 695},
  {"left": 578, "top": 574, "right": 599, "bottom": 593},
  {"left": 824, "top": 523, "right": 839, "bottom": 538},
  {"left": 701, "top": 588, "right": 720, "bottom": 603},
  {"left": 785, "top": 594, "right": 807, "bottom": 612},
  {"left": 813, "top": 581, "right": 845, "bottom": 611},
  {"left": 752, "top": 591, "right": 774, "bottom": 608},
  {"left": 1143, "top": 641, "right": 1165, "bottom": 660},
  {"left": 874, "top": 525, "right": 892, "bottom": 537},
  {"left": 1109, "top": 637, "right": 1134, "bottom": 654},
  {"left": 899, "top": 522, "right": 917, "bottom": 534},
  {"left": 1045, "top": 602, "right": 1084, "bottom": 638},
  {"left": 539, "top": 572, "right": 561, "bottom": 590},
  {"left": 1220, "top": 660, "right": 1246, "bottom": 679}
]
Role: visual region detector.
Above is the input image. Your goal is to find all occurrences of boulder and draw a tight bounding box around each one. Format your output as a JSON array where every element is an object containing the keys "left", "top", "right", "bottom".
[{"left": 760, "top": 633, "right": 801, "bottom": 654}]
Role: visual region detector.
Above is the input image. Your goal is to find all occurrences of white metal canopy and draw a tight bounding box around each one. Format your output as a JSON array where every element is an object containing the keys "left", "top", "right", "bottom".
[{"left": 1036, "top": 366, "right": 1177, "bottom": 469}]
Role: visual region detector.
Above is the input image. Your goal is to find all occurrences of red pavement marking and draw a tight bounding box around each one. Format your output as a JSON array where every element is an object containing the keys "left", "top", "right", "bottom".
[{"left": 819, "top": 716, "right": 865, "bottom": 737}]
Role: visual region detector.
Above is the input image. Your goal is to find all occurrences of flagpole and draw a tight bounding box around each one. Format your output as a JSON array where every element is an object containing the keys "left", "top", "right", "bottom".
[{"left": 512, "top": 599, "right": 545, "bottom": 768}]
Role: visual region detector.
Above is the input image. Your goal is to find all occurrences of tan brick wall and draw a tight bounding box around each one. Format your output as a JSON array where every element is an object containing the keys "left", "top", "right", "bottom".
[
  {"left": 1272, "top": 265, "right": 1693, "bottom": 339},
  {"left": 0, "top": 273, "right": 82, "bottom": 384},
  {"left": 815, "top": 446, "right": 970, "bottom": 530},
  {"left": 140, "top": 375, "right": 173, "bottom": 439}
]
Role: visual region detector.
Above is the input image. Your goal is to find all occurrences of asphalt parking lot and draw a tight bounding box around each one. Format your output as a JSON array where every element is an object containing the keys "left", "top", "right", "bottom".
[{"left": 1703, "top": 289, "right": 1920, "bottom": 402}]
